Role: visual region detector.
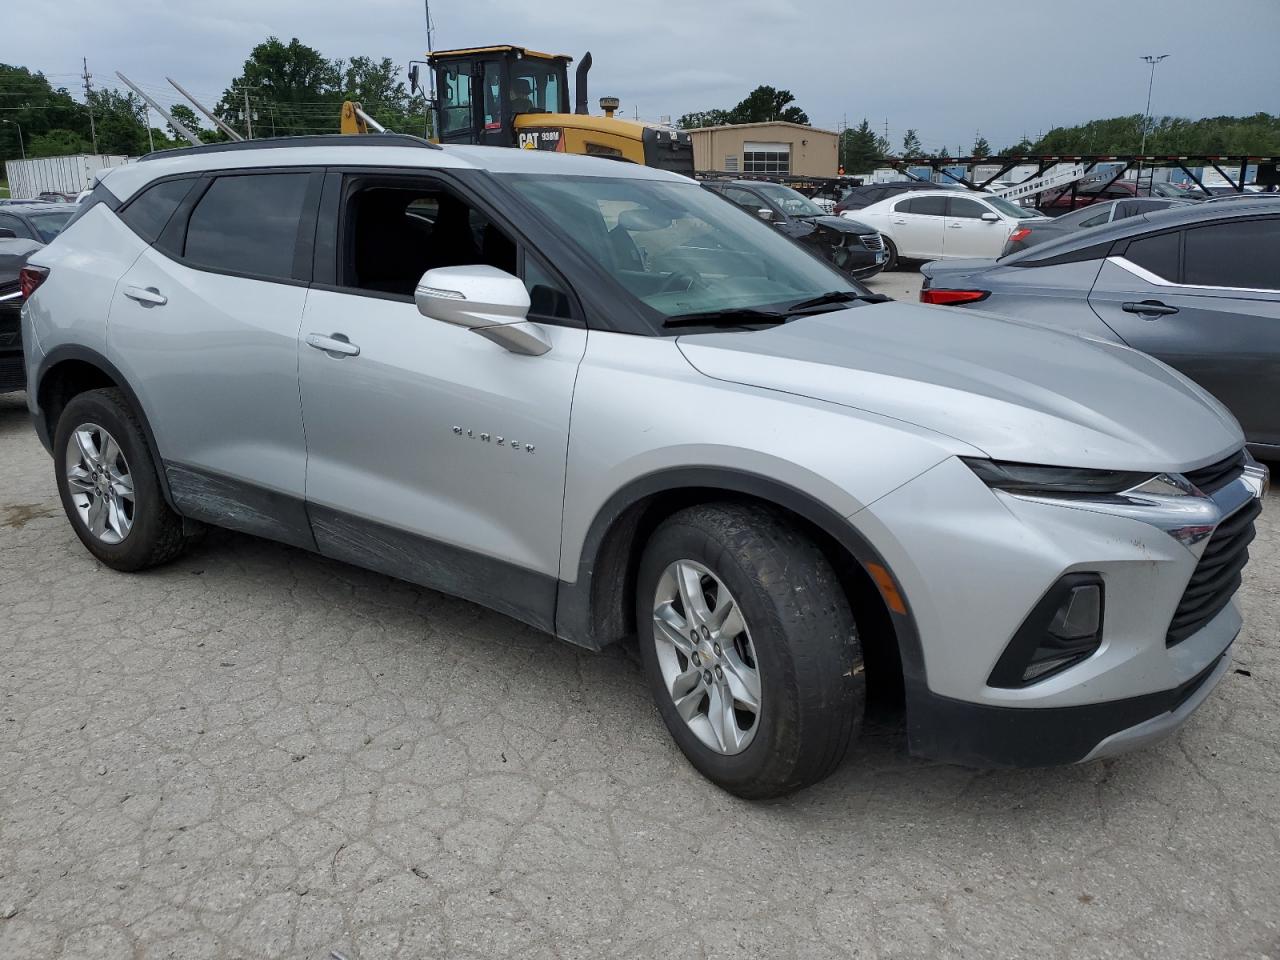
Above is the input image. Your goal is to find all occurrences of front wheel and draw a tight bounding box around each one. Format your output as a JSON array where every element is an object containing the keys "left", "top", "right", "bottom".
[
  {"left": 881, "top": 235, "right": 900, "bottom": 271},
  {"left": 636, "top": 503, "right": 864, "bottom": 799}
]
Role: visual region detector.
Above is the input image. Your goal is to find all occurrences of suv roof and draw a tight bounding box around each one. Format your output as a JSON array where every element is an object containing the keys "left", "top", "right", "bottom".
[{"left": 105, "top": 136, "right": 692, "bottom": 204}]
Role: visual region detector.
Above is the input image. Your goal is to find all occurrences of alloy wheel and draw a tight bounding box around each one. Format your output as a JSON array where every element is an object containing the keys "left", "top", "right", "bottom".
[
  {"left": 64, "top": 422, "right": 134, "bottom": 544},
  {"left": 651, "top": 559, "right": 762, "bottom": 755}
]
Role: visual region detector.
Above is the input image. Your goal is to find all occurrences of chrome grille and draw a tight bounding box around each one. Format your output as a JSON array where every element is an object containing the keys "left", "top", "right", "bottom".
[
  {"left": 1184, "top": 449, "right": 1247, "bottom": 495},
  {"left": 860, "top": 234, "right": 884, "bottom": 252}
]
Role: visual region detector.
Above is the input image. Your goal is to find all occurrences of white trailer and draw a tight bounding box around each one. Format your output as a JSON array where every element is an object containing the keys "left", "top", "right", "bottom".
[{"left": 4, "top": 154, "right": 133, "bottom": 200}]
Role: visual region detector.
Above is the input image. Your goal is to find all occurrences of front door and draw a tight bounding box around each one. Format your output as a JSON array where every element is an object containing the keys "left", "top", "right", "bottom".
[
  {"left": 887, "top": 195, "right": 946, "bottom": 259},
  {"left": 942, "top": 195, "right": 1004, "bottom": 258},
  {"left": 298, "top": 173, "right": 587, "bottom": 629},
  {"left": 1088, "top": 216, "right": 1280, "bottom": 447}
]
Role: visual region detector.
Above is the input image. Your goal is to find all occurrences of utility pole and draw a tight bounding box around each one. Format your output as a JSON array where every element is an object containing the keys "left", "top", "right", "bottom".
[
  {"left": 244, "top": 87, "right": 253, "bottom": 139},
  {"left": 82, "top": 57, "right": 98, "bottom": 153},
  {"left": 1139, "top": 54, "right": 1169, "bottom": 157},
  {"left": 2, "top": 121, "right": 24, "bottom": 160}
]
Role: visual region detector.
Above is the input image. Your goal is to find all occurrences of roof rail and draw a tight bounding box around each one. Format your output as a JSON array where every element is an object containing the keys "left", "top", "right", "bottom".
[{"left": 138, "top": 133, "right": 441, "bottom": 162}]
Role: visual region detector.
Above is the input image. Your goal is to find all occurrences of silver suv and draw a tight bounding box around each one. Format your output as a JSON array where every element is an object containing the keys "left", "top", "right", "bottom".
[{"left": 22, "top": 136, "right": 1268, "bottom": 797}]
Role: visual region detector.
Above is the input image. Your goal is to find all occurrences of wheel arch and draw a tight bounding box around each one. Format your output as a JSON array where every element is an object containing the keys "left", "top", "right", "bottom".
[
  {"left": 554, "top": 467, "right": 927, "bottom": 703},
  {"left": 35, "top": 345, "right": 179, "bottom": 512}
]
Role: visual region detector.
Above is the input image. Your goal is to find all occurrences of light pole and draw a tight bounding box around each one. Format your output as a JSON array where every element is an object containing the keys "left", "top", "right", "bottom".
[
  {"left": 2, "top": 120, "right": 24, "bottom": 160},
  {"left": 1139, "top": 54, "right": 1169, "bottom": 156}
]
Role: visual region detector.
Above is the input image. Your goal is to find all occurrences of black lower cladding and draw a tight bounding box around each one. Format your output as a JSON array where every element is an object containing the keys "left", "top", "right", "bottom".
[
  {"left": 906, "top": 649, "right": 1230, "bottom": 767},
  {"left": 165, "top": 463, "right": 558, "bottom": 634}
]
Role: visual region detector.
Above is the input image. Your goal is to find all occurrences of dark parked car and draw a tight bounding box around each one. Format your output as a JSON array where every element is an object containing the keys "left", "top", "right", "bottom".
[
  {"left": 1001, "top": 197, "right": 1193, "bottom": 255},
  {"left": 834, "top": 180, "right": 962, "bottom": 214},
  {"left": 0, "top": 237, "right": 43, "bottom": 393},
  {"left": 920, "top": 201, "right": 1280, "bottom": 454},
  {"left": 0, "top": 202, "right": 77, "bottom": 243},
  {"left": 703, "top": 180, "right": 886, "bottom": 279}
]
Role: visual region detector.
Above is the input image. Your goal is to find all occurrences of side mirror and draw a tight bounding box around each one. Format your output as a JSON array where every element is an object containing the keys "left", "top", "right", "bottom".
[
  {"left": 757, "top": 208, "right": 774, "bottom": 221},
  {"left": 415, "top": 264, "right": 550, "bottom": 356},
  {"left": 980, "top": 211, "right": 1000, "bottom": 223},
  {"left": 0, "top": 228, "right": 15, "bottom": 238}
]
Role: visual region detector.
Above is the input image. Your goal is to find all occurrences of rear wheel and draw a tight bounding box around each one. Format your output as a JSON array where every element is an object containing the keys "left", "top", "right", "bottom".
[
  {"left": 636, "top": 503, "right": 864, "bottom": 799},
  {"left": 882, "top": 236, "right": 900, "bottom": 271},
  {"left": 54, "top": 388, "right": 189, "bottom": 571}
]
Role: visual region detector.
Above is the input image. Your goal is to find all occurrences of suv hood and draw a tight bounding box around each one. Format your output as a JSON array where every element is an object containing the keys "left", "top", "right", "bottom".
[
  {"left": 802, "top": 214, "right": 874, "bottom": 235},
  {"left": 676, "top": 302, "right": 1242, "bottom": 471}
]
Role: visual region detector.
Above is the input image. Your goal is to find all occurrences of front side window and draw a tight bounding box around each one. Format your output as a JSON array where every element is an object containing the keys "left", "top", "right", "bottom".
[
  {"left": 947, "top": 197, "right": 988, "bottom": 219},
  {"left": 440, "top": 64, "right": 473, "bottom": 135},
  {"left": 720, "top": 186, "right": 764, "bottom": 211},
  {"left": 183, "top": 173, "right": 310, "bottom": 280},
  {"left": 481, "top": 61, "right": 501, "bottom": 128},
  {"left": 505, "top": 174, "right": 864, "bottom": 326},
  {"left": 511, "top": 59, "right": 562, "bottom": 114},
  {"left": 1184, "top": 218, "right": 1279, "bottom": 290}
]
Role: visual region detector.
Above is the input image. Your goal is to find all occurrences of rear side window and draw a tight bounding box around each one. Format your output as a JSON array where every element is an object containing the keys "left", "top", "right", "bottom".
[
  {"left": 1124, "top": 231, "right": 1180, "bottom": 281},
  {"left": 1184, "top": 218, "right": 1279, "bottom": 290},
  {"left": 120, "top": 178, "right": 195, "bottom": 244},
  {"left": 183, "top": 173, "right": 310, "bottom": 280},
  {"left": 905, "top": 196, "right": 947, "bottom": 216}
]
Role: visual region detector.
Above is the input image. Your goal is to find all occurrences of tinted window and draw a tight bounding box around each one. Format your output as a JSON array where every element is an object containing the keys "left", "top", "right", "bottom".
[
  {"left": 722, "top": 186, "right": 763, "bottom": 210},
  {"left": 1184, "top": 218, "right": 1280, "bottom": 289},
  {"left": 183, "top": 174, "right": 309, "bottom": 280},
  {"left": 1079, "top": 210, "right": 1111, "bottom": 228},
  {"left": 905, "top": 196, "right": 947, "bottom": 216},
  {"left": 0, "top": 213, "right": 27, "bottom": 239},
  {"left": 947, "top": 197, "right": 988, "bottom": 219},
  {"left": 1124, "top": 231, "right": 1180, "bottom": 281},
  {"left": 524, "top": 256, "right": 573, "bottom": 320},
  {"left": 27, "top": 211, "right": 73, "bottom": 243},
  {"left": 120, "top": 178, "right": 194, "bottom": 244}
]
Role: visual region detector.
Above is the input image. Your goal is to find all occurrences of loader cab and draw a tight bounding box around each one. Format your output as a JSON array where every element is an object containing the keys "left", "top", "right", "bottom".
[{"left": 431, "top": 45, "right": 572, "bottom": 148}]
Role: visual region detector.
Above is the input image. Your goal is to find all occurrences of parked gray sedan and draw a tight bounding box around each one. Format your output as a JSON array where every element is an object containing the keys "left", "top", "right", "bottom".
[
  {"left": 1002, "top": 197, "right": 1193, "bottom": 256},
  {"left": 921, "top": 201, "right": 1280, "bottom": 455}
]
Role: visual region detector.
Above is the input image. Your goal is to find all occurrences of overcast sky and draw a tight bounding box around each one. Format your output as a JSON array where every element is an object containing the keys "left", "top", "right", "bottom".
[{"left": 11, "top": 0, "right": 1280, "bottom": 152}]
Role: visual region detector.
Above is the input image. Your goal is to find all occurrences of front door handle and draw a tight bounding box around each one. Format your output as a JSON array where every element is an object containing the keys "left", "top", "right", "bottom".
[
  {"left": 305, "top": 332, "right": 361, "bottom": 357},
  {"left": 123, "top": 284, "right": 167, "bottom": 306},
  {"left": 1122, "top": 300, "right": 1179, "bottom": 317},
  {"left": 947, "top": 223, "right": 964, "bottom": 229}
]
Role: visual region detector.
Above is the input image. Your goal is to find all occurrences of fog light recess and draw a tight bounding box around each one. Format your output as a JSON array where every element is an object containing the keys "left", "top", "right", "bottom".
[{"left": 988, "top": 574, "right": 1104, "bottom": 688}]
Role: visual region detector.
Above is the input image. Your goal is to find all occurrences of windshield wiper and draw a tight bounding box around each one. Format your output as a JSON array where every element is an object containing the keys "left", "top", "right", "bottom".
[
  {"left": 662, "top": 308, "right": 790, "bottom": 329},
  {"left": 785, "top": 290, "right": 892, "bottom": 312}
]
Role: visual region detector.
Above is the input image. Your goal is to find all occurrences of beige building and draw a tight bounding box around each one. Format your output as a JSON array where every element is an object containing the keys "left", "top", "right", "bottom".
[{"left": 686, "top": 121, "right": 839, "bottom": 177}]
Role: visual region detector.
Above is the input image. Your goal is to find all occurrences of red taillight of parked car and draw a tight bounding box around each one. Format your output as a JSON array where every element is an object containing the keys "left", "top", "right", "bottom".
[
  {"left": 19, "top": 265, "right": 49, "bottom": 299},
  {"left": 920, "top": 288, "right": 989, "bottom": 306},
  {"left": 1008, "top": 228, "right": 1032, "bottom": 243}
]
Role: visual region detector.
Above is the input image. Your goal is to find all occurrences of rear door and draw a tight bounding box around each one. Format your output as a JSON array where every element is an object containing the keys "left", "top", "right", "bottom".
[
  {"left": 888, "top": 195, "right": 946, "bottom": 259},
  {"left": 1088, "top": 216, "right": 1280, "bottom": 446},
  {"left": 109, "top": 170, "right": 320, "bottom": 544}
]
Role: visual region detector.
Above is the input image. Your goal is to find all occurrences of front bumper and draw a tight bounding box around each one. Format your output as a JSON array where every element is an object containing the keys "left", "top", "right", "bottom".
[{"left": 855, "top": 453, "right": 1264, "bottom": 766}]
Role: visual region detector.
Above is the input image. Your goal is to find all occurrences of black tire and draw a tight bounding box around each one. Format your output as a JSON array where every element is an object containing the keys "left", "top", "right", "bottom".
[
  {"left": 636, "top": 502, "right": 864, "bottom": 799},
  {"left": 882, "top": 236, "right": 900, "bottom": 271},
  {"left": 54, "top": 387, "right": 188, "bottom": 572}
]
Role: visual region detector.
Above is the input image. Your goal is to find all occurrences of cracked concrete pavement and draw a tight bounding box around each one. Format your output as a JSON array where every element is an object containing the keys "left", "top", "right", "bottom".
[{"left": 2, "top": 272, "right": 1279, "bottom": 959}]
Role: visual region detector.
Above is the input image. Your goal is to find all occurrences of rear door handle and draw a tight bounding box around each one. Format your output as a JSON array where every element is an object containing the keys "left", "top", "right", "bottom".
[
  {"left": 1122, "top": 300, "right": 1179, "bottom": 317},
  {"left": 305, "top": 332, "right": 361, "bottom": 357},
  {"left": 124, "top": 284, "right": 167, "bottom": 306}
]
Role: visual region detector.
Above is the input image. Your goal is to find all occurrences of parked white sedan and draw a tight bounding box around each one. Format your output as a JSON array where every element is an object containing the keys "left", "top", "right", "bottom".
[{"left": 842, "top": 189, "right": 1048, "bottom": 268}]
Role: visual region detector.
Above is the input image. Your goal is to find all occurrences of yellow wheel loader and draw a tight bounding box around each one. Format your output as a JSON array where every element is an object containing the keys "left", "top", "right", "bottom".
[{"left": 385, "top": 45, "right": 693, "bottom": 175}]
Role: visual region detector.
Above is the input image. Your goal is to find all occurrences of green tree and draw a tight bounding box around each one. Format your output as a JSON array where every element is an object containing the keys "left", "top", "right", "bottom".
[
  {"left": 27, "top": 128, "right": 93, "bottom": 158},
  {"left": 901, "top": 128, "right": 922, "bottom": 156},
  {"left": 839, "top": 118, "right": 882, "bottom": 173},
  {"left": 88, "top": 89, "right": 149, "bottom": 155},
  {"left": 338, "top": 55, "right": 427, "bottom": 134},
  {"left": 217, "top": 37, "right": 342, "bottom": 137},
  {"left": 0, "top": 64, "right": 88, "bottom": 165},
  {"left": 972, "top": 134, "right": 991, "bottom": 158},
  {"left": 729, "top": 86, "right": 809, "bottom": 124},
  {"left": 679, "top": 109, "right": 733, "bottom": 129},
  {"left": 166, "top": 104, "right": 203, "bottom": 141}
]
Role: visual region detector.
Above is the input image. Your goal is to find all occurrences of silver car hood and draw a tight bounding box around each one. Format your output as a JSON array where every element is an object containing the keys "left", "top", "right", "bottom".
[{"left": 676, "top": 302, "right": 1243, "bottom": 471}]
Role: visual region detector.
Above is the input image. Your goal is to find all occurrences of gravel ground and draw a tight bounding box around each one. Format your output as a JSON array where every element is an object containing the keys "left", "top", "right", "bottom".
[{"left": 2, "top": 272, "right": 1279, "bottom": 959}]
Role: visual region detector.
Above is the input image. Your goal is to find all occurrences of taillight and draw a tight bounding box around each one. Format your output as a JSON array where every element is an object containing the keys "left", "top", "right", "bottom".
[
  {"left": 920, "top": 288, "right": 989, "bottom": 306},
  {"left": 19, "top": 265, "right": 49, "bottom": 299},
  {"left": 1008, "top": 228, "right": 1032, "bottom": 243}
]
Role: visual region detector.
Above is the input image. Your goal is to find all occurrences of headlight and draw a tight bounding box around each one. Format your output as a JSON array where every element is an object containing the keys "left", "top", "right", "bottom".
[{"left": 962, "top": 458, "right": 1154, "bottom": 497}]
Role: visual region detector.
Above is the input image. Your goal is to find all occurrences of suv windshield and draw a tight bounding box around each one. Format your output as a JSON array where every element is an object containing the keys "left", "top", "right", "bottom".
[
  {"left": 752, "top": 183, "right": 827, "bottom": 218},
  {"left": 505, "top": 174, "right": 864, "bottom": 326}
]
